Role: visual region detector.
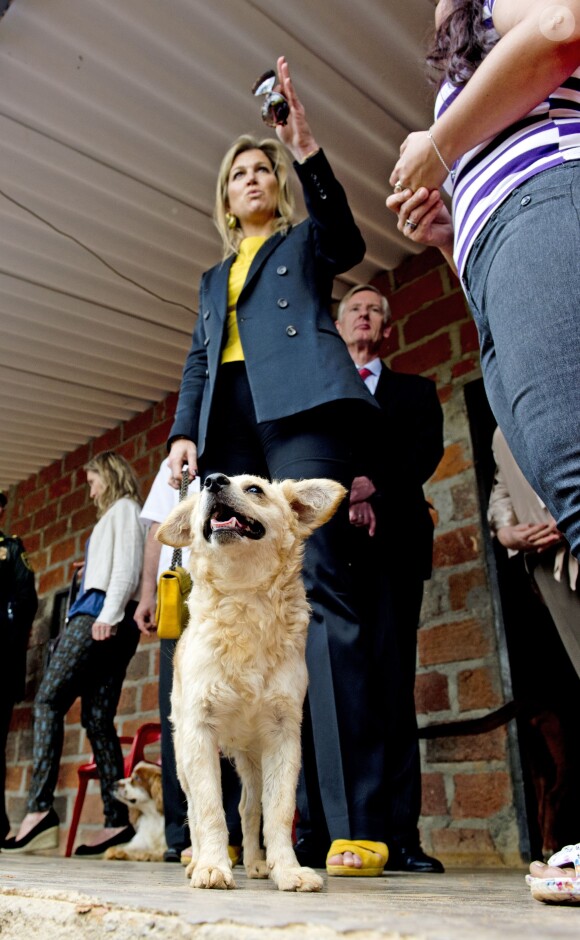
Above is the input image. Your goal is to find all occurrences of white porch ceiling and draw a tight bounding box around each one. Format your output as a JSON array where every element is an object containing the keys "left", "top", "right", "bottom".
[{"left": 0, "top": 0, "right": 436, "bottom": 485}]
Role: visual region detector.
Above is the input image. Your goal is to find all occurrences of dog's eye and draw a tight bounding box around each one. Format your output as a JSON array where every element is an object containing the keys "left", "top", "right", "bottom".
[{"left": 245, "top": 485, "right": 264, "bottom": 496}]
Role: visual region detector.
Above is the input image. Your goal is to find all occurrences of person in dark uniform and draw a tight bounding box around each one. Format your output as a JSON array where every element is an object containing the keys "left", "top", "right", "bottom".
[
  {"left": 336, "top": 284, "right": 445, "bottom": 873},
  {"left": 0, "top": 489, "right": 38, "bottom": 844}
]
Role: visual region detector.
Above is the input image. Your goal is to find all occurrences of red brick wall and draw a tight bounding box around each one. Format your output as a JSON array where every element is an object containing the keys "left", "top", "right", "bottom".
[{"left": 4, "top": 249, "right": 522, "bottom": 865}]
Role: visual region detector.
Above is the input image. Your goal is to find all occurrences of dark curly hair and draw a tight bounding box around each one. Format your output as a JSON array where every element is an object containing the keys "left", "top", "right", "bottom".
[{"left": 426, "top": 0, "right": 498, "bottom": 87}]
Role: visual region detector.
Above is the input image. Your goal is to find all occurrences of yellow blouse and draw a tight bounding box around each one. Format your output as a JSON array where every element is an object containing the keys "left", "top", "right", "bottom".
[{"left": 220, "top": 236, "right": 266, "bottom": 364}]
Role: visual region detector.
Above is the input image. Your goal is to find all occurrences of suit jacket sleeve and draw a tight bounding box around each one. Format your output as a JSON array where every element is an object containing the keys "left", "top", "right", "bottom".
[
  {"left": 410, "top": 379, "right": 444, "bottom": 485},
  {"left": 293, "top": 149, "right": 365, "bottom": 272},
  {"left": 369, "top": 374, "right": 444, "bottom": 494},
  {"left": 361, "top": 370, "right": 443, "bottom": 579},
  {"left": 169, "top": 272, "right": 211, "bottom": 445}
]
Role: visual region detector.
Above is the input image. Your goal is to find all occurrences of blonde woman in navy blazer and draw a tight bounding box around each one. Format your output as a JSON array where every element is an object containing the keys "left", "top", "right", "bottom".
[{"left": 167, "top": 58, "right": 389, "bottom": 876}]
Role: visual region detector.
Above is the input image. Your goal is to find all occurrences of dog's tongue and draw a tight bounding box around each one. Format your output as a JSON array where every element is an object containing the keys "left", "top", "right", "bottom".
[{"left": 211, "top": 516, "right": 244, "bottom": 530}]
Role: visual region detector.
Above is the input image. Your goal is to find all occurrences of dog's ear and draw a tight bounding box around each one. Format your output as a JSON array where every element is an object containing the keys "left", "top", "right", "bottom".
[
  {"left": 156, "top": 495, "right": 199, "bottom": 548},
  {"left": 151, "top": 771, "right": 164, "bottom": 814},
  {"left": 279, "top": 478, "right": 347, "bottom": 536}
]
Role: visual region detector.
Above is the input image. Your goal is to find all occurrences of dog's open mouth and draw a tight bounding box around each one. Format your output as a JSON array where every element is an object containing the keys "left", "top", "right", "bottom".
[{"left": 203, "top": 503, "right": 265, "bottom": 542}]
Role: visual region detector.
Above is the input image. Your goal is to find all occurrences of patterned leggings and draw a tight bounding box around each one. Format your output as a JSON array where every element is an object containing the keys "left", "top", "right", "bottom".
[{"left": 27, "top": 606, "right": 139, "bottom": 826}]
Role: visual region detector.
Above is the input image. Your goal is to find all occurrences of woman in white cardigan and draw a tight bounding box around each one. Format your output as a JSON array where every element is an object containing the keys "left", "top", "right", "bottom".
[{"left": 4, "top": 452, "right": 145, "bottom": 857}]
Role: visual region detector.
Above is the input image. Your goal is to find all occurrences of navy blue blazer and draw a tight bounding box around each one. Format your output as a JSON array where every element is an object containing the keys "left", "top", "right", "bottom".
[{"left": 169, "top": 150, "right": 377, "bottom": 456}]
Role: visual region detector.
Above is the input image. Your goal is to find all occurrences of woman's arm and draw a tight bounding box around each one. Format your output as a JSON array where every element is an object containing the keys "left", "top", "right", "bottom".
[
  {"left": 134, "top": 523, "right": 162, "bottom": 636},
  {"left": 275, "top": 56, "right": 320, "bottom": 164},
  {"left": 390, "top": 0, "right": 580, "bottom": 192},
  {"left": 488, "top": 462, "right": 518, "bottom": 533},
  {"left": 275, "top": 56, "right": 365, "bottom": 272},
  {"left": 166, "top": 276, "right": 210, "bottom": 483},
  {"left": 295, "top": 150, "right": 366, "bottom": 272}
]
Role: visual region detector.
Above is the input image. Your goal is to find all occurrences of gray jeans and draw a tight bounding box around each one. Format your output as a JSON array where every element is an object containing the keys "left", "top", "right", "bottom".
[{"left": 463, "top": 160, "right": 580, "bottom": 559}]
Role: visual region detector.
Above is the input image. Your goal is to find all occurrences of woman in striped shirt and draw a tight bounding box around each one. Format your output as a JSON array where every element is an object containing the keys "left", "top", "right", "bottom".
[{"left": 387, "top": 0, "right": 580, "bottom": 563}]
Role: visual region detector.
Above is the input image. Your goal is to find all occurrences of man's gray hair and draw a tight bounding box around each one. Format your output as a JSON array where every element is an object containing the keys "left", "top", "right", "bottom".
[{"left": 337, "top": 284, "right": 392, "bottom": 325}]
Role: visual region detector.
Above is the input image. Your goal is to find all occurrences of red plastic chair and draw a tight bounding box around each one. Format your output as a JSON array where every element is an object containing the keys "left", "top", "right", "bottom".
[{"left": 65, "top": 721, "right": 161, "bottom": 857}]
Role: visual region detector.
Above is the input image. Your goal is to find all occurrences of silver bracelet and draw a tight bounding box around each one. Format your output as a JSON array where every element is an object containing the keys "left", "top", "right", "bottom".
[{"left": 428, "top": 128, "right": 456, "bottom": 182}]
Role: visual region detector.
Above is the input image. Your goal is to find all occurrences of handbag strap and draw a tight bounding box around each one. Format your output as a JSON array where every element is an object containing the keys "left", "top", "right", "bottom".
[{"left": 170, "top": 467, "right": 190, "bottom": 570}]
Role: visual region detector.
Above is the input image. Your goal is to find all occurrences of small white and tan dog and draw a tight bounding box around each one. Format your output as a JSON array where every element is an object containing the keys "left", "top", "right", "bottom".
[
  {"left": 105, "top": 761, "right": 166, "bottom": 862},
  {"left": 157, "top": 472, "right": 345, "bottom": 892}
]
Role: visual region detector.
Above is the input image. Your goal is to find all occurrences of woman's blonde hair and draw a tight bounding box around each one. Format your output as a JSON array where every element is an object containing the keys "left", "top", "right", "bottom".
[
  {"left": 214, "top": 135, "right": 295, "bottom": 258},
  {"left": 85, "top": 451, "right": 141, "bottom": 517}
]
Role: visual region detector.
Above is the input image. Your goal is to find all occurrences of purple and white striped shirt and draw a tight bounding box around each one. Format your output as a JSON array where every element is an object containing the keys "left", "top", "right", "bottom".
[{"left": 435, "top": 0, "right": 580, "bottom": 279}]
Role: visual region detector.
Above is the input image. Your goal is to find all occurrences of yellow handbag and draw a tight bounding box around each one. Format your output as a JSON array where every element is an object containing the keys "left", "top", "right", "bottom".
[
  {"left": 155, "top": 470, "right": 192, "bottom": 640},
  {"left": 155, "top": 565, "right": 192, "bottom": 640}
]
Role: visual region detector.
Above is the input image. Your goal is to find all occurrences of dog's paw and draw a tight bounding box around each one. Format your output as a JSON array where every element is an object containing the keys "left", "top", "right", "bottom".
[
  {"left": 191, "top": 864, "right": 236, "bottom": 890},
  {"left": 245, "top": 857, "right": 269, "bottom": 879},
  {"left": 104, "top": 847, "right": 129, "bottom": 861},
  {"left": 184, "top": 858, "right": 197, "bottom": 878},
  {"left": 271, "top": 865, "right": 323, "bottom": 892}
]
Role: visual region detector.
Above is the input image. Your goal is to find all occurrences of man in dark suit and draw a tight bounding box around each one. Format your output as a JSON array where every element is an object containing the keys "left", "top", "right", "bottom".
[{"left": 336, "top": 285, "right": 445, "bottom": 873}]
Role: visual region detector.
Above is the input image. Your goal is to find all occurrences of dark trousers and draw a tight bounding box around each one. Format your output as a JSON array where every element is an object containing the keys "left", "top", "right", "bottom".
[
  {"left": 384, "top": 575, "right": 424, "bottom": 848},
  {"left": 351, "top": 523, "right": 425, "bottom": 848},
  {"left": 201, "top": 364, "right": 385, "bottom": 842},
  {"left": 0, "top": 685, "right": 17, "bottom": 840},
  {"left": 28, "top": 606, "right": 140, "bottom": 826},
  {"left": 159, "top": 638, "right": 243, "bottom": 849},
  {"left": 159, "top": 638, "right": 189, "bottom": 851}
]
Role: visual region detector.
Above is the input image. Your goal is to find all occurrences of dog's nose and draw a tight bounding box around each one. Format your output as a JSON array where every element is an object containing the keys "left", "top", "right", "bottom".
[{"left": 204, "top": 473, "right": 230, "bottom": 494}]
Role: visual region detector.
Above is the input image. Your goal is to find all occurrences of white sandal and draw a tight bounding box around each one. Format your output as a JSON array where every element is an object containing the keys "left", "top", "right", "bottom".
[{"left": 526, "top": 843, "right": 580, "bottom": 904}]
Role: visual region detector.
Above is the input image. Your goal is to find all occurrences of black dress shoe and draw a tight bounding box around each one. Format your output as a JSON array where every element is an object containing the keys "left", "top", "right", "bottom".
[
  {"left": 293, "top": 837, "right": 328, "bottom": 869},
  {"left": 74, "top": 824, "right": 135, "bottom": 858},
  {"left": 386, "top": 845, "right": 445, "bottom": 873},
  {"left": 163, "top": 847, "right": 182, "bottom": 863},
  {"left": 2, "top": 808, "right": 60, "bottom": 854}
]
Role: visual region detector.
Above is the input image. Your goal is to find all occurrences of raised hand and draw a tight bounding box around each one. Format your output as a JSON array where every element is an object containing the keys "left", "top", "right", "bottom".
[{"left": 274, "top": 56, "right": 319, "bottom": 163}]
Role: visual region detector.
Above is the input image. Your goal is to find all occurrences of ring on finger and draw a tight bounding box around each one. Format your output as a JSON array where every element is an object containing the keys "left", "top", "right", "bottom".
[
  {"left": 394, "top": 180, "right": 404, "bottom": 193},
  {"left": 405, "top": 219, "right": 418, "bottom": 230}
]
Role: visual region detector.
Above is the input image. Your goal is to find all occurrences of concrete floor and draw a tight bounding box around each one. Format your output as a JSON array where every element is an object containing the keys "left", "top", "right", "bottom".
[{"left": 0, "top": 853, "right": 578, "bottom": 940}]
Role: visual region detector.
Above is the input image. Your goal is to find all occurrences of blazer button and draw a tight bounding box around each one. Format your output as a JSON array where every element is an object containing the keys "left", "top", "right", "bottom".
[
  {"left": 277, "top": 298, "right": 289, "bottom": 309},
  {"left": 286, "top": 325, "right": 297, "bottom": 337},
  {"left": 277, "top": 265, "right": 288, "bottom": 276},
  {"left": 203, "top": 310, "right": 210, "bottom": 320},
  {"left": 203, "top": 337, "right": 210, "bottom": 346},
  {"left": 205, "top": 369, "right": 209, "bottom": 377}
]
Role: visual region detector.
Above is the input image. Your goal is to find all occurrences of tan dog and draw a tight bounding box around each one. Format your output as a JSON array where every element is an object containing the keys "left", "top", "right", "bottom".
[
  {"left": 105, "top": 762, "right": 166, "bottom": 862},
  {"left": 157, "top": 472, "right": 345, "bottom": 891}
]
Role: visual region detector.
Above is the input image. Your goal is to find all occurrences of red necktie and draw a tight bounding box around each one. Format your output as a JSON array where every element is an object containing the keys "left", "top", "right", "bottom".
[{"left": 358, "top": 367, "right": 372, "bottom": 381}]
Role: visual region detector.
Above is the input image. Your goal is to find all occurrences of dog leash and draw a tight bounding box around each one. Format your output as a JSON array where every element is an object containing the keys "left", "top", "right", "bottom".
[{"left": 170, "top": 467, "right": 190, "bottom": 572}]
